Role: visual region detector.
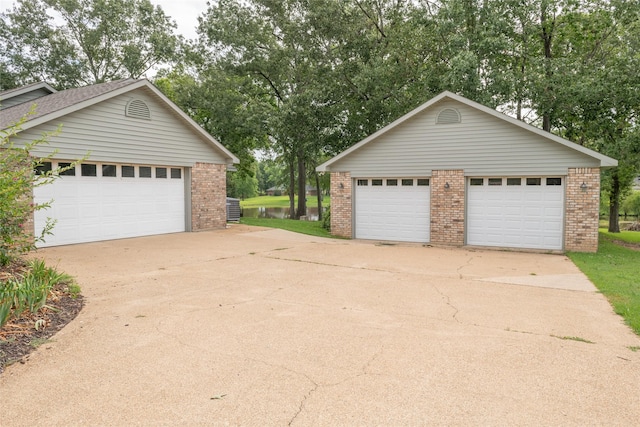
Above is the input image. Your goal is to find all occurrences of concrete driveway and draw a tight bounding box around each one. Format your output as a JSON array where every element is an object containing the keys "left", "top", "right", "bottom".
[{"left": 1, "top": 225, "right": 639, "bottom": 426}]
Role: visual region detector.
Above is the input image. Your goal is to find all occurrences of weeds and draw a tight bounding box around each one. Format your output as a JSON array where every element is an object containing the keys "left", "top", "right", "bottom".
[
  {"left": 551, "top": 335, "right": 595, "bottom": 344},
  {"left": 29, "top": 337, "right": 54, "bottom": 348}
]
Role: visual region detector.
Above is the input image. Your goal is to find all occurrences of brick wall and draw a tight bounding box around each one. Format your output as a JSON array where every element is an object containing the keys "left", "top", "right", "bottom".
[
  {"left": 430, "top": 170, "right": 465, "bottom": 245},
  {"left": 330, "top": 172, "right": 352, "bottom": 238},
  {"left": 565, "top": 167, "right": 600, "bottom": 252},
  {"left": 191, "top": 162, "right": 227, "bottom": 231}
]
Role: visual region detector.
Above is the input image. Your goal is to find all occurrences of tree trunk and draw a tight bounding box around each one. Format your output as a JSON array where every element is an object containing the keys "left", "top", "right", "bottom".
[
  {"left": 608, "top": 171, "right": 621, "bottom": 233},
  {"left": 315, "top": 171, "right": 322, "bottom": 221},
  {"left": 288, "top": 157, "right": 295, "bottom": 219},
  {"left": 540, "top": 2, "right": 554, "bottom": 132},
  {"left": 296, "top": 149, "right": 306, "bottom": 219}
]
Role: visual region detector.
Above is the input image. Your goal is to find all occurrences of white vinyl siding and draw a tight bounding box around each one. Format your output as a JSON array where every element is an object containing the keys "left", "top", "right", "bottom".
[
  {"left": 355, "top": 178, "right": 430, "bottom": 242},
  {"left": 467, "top": 177, "right": 564, "bottom": 250},
  {"left": 13, "top": 88, "right": 226, "bottom": 167},
  {"left": 330, "top": 100, "right": 599, "bottom": 177}
]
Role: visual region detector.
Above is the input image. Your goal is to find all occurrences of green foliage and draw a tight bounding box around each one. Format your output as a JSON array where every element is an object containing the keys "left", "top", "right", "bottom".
[
  {"left": 322, "top": 209, "right": 331, "bottom": 231},
  {"left": 568, "top": 236, "right": 640, "bottom": 335},
  {"left": 622, "top": 192, "right": 640, "bottom": 217},
  {"left": 227, "top": 170, "right": 258, "bottom": 200},
  {"left": 0, "top": 258, "right": 74, "bottom": 329},
  {"left": 1, "top": 0, "right": 182, "bottom": 88},
  {"left": 1, "top": 111, "right": 88, "bottom": 264},
  {"left": 0, "top": 116, "right": 59, "bottom": 266}
]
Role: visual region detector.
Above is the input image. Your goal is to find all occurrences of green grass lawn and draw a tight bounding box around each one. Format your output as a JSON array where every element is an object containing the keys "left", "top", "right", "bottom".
[
  {"left": 240, "top": 217, "right": 333, "bottom": 238},
  {"left": 240, "top": 195, "right": 330, "bottom": 208},
  {"left": 598, "top": 228, "right": 640, "bottom": 244},
  {"left": 568, "top": 233, "right": 640, "bottom": 336}
]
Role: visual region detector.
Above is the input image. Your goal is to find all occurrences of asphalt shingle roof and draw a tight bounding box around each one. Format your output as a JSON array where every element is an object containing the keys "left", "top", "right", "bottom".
[{"left": 0, "top": 79, "right": 138, "bottom": 130}]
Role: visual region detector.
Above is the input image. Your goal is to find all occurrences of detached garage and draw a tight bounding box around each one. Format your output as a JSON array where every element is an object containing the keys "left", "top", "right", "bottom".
[
  {"left": 1, "top": 80, "right": 239, "bottom": 247},
  {"left": 317, "top": 91, "right": 617, "bottom": 252}
]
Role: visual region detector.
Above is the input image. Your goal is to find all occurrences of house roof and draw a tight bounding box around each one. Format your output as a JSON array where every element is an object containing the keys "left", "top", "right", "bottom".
[
  {"left": 0, "top": 81, "right": 57, "bottom": 102},
  {"left": 1, "top": 79, "right": 239, "bottom": 164},
  {"left": 317, "top": 91, "right": 617, "bottom": 171}
]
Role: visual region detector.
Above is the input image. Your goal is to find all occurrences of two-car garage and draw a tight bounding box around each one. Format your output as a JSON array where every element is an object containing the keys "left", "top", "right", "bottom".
[
  {"left": 319, "top": 91, "right": 616, "bottom": 252},
  {"left": 354, "top": 176, "right": 565, "bottom": 250}
]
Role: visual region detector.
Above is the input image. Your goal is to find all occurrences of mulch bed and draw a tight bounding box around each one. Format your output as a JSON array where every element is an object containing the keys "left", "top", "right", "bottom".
[{"left": 0, "top": 261, "right": 84, "bottom": 374}]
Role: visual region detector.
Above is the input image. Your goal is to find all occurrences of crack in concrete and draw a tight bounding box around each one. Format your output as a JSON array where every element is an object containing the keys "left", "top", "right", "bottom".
[
  {"left": 247, "top": 345, "right": 385, "bottom": 426},
  {"left": 260, "top": 254, "right": 394, "bottom": 273},
  {"left": 288, "top": 381, "right": 319, "bottom": 426},
  {"left": 431, "top": 285, "right": 460, "bottom": 323},
  {"left": 456, "top": 255, "right": 474, "bottom": 279},
  {"left": 244, "top": 358, "right": 318, "bottom": 426}
]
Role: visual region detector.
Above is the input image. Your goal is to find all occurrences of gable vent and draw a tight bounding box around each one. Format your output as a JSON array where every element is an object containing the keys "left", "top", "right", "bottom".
[
  {"left": 436, "top": 108, "right": 461, "bottom": 124},
  {"left": 125, "top": 99, "right": 151, "bottom": 120}
]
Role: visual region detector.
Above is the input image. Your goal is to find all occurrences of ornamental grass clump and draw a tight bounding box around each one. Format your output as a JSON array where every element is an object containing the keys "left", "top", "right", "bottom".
[{"left": 0, "top": 259, "right": 74, "bottom": 329}]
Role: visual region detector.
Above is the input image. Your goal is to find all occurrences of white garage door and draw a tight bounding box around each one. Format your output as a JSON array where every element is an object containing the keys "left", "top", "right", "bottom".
[
  {"left": 355, "top": 178, "right": 430, "bottom": 242},
  {"left": 34, "top": 162, "right": 186, "bottom": 247},
  {"left": 467, "top": 177, "right": 564, "bottom": 250}
]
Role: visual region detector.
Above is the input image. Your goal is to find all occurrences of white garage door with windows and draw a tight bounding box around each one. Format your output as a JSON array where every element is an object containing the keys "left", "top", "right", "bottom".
[
  {"left": 355, "top": 178, "right": 430, "bottom": 242},
  {"left": 466, "top": 177, "right": 564, "bottom": 250},
  {"left": 34, "top": 161, "right": 186, "bottom": 247}
]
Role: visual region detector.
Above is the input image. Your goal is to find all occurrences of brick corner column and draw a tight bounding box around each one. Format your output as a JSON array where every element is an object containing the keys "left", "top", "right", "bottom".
[
  {"left": 430, "top": 170, "right": 465, "bottom": 245},
  {"left": 330, "top": 172, "right": 352, "bottom": 238},
  {"left": 565, "top": 167, "right": 600, "bottom": 253},
  {"left": 191, "top": 162, "right": 227, "bottom": 231}
]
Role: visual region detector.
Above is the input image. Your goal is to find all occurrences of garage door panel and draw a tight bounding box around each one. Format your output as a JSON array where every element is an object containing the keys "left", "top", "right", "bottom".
[
  {"left": 467, "top": 177, "right": 564, "bottom": 250},
  {"left": 34, "top": 162, "right": 185, "bottom": 247},
  {"left": 355, "top": 179, "right": 430, "bottom": 243}
]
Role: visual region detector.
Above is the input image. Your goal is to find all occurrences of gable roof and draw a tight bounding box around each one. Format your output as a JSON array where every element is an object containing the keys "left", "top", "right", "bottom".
[
  {"left": 0, "top": 81, "right": 57, "bottom": 104},
  {"left": 317, "top": 91, "right": 617, "bottom": 171},
  {"left": 1, "top": 79, "right": 239, "bottom": 165}
]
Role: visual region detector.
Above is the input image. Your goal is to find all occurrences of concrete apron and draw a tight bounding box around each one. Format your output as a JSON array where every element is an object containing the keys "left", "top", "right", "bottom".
[{"left": 1, "top": 225, "right": 639, "bottom": 426}]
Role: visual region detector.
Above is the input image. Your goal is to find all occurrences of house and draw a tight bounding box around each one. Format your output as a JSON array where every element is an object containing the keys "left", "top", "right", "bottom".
[
  {"left": 317, "top": 91, "right": 617, "bottom": 253},
  {"left": 265, "top": 186, "right": 287, "bottom": 196},
  {"left": 1, "top": 79, "right": 239, "bottom": 247}
]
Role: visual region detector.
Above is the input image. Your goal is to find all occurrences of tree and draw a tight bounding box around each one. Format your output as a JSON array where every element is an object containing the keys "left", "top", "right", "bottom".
[
  {"left": 0, "top": 0, "right": 182, "bottom": 89},
  {"left": 543, "top": 0, "right": 640, "bottom": 232}
]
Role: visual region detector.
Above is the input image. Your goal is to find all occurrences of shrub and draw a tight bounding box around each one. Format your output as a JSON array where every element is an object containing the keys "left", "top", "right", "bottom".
[
  {"left": 322, "top": 208, "right": 331, "bottom": 231},
  {"left": 0, "top": 112, "right": 79, "bottom": 266}
]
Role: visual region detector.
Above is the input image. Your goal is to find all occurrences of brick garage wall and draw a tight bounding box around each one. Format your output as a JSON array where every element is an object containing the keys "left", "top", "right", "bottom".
[
  {"left": 330, "top": 172, "right": 352, "bottom": 238},
  {"left": 565, "top": 167, "right": 600, "bottom": 252},
  {"left": 430, "top": 170, "right": 465, "bottom": 245},
  {"left": 191, "top": 162, "right": 227, "bottom": 231}
]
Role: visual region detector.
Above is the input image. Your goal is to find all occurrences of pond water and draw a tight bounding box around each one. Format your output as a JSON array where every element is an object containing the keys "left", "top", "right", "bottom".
[{"left": 242, "top": 206, "right": 325, "bottom": 221}]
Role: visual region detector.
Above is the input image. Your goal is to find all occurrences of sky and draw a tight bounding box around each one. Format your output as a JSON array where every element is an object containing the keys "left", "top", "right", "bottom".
[{"left": 150, "top": 0, "right": 207, "bottom": 40}]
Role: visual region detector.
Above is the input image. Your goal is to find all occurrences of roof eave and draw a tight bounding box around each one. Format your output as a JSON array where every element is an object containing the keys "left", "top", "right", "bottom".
[{"left": 0, "top": 81, "right": 57, "bottom": 101}]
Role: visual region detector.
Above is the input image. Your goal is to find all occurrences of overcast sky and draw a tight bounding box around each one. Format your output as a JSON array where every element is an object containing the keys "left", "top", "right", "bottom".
[{"left": 151, "top": 0, "right": 206, "bottom": 40}]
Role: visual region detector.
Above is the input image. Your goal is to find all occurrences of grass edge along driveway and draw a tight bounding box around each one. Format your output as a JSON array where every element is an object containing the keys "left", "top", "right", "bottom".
[{"left": 568, "top": 231, "right": 640, "bottom": 337}]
